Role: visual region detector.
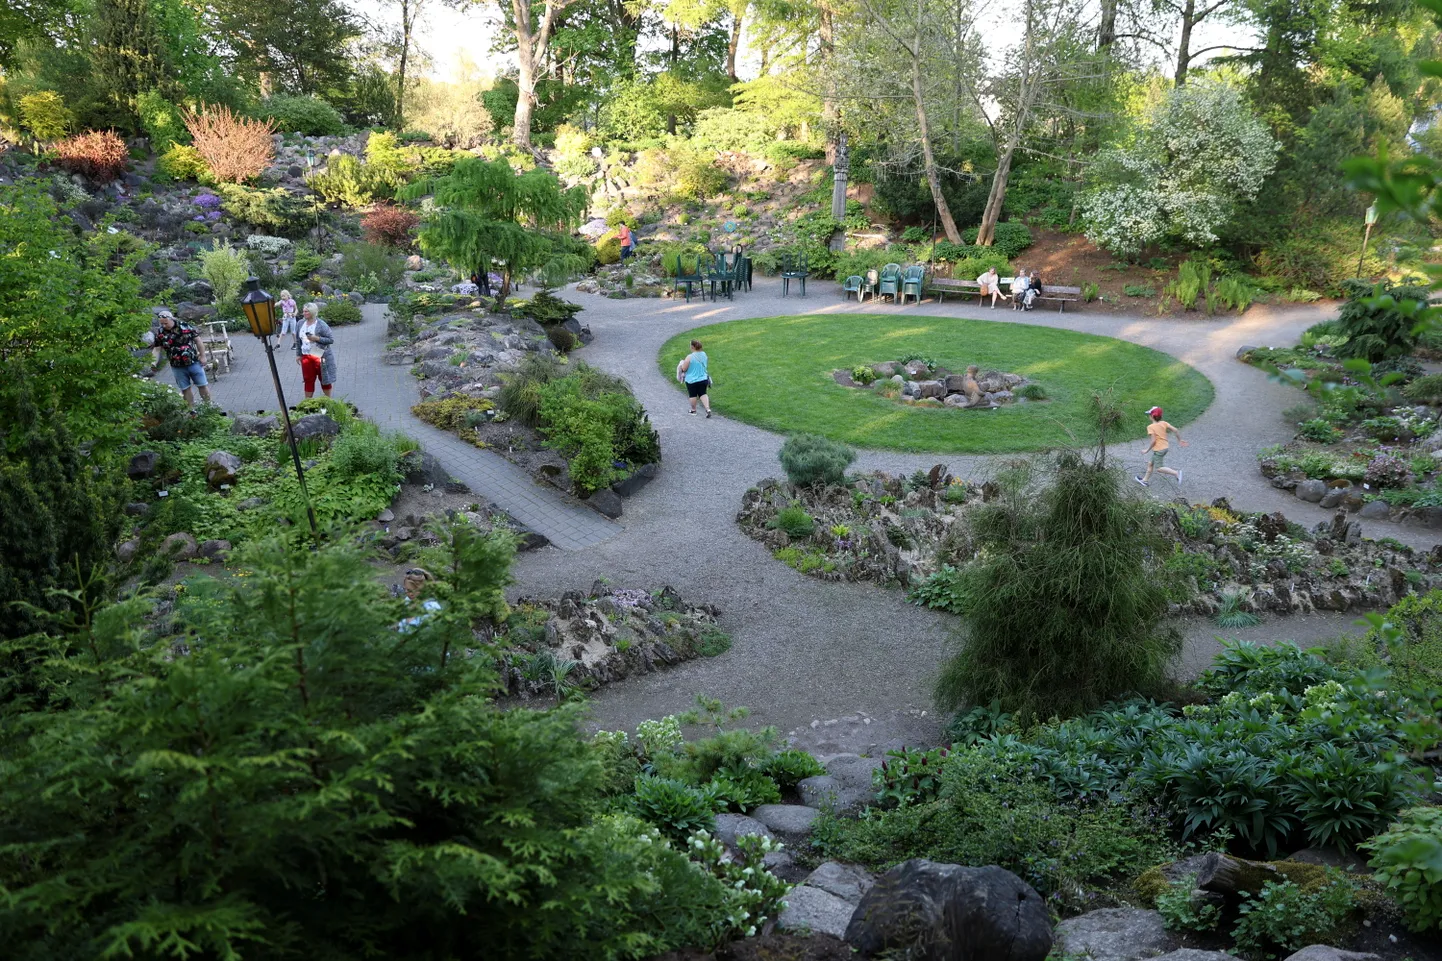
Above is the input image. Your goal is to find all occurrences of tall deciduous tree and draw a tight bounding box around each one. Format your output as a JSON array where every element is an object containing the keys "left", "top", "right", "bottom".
[
  {"left": 975, "top": 0, "right": 1101, "bottom": 247},
  {"left": 201, "top": 0, "right": 362, "bottom": 95},
  {"left": 401, "top": 157, "right": 589, "bottom": 306}
]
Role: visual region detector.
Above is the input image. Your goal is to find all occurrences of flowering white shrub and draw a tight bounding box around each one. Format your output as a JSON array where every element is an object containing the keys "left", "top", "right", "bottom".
[
  {"left": 636, "top": 715, "right": 683, "bottom": 757},
  {"left": 688, "top": 830, "right": 792, "bottom": 939},
  {"left": 246, "top": 234, "right": 293, "bottom": 256},
  {"left": 1082, "top": 82, "right": 1279, "bottom": 256}
]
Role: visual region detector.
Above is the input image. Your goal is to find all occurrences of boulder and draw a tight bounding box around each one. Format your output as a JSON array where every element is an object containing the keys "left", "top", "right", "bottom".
[
  {"left": 161, "top": 532, "right": 198, "bottom": 560},
  {"left": 123, "top": 502, "right": 150, "bottom": 517},
  {"left": 804, "top": 861, "right": 876, "bottom": 905},
  {"left": 205, "top": 450, "right": 242, "bottom": 488},
  {"left": 1358, "top": 500, "right": 1391, "bottom": 520},
  {"left": 944, "top": 395, "right": 970, "bottom": 408},
  {"left": 116, "top": 539, "right": 141, "bottom": 564},
  {"left": 944, "top": 374, "right": 969, "bottom": 393},
  {"left": 1281, "top": 949, "right": 1379, "bottom": 961},
  {"left": 400, "top": 450, "right": 448, "bottom": 488},
  {"left": 1053, "top": 908, "right": 1179, "bottom": 961},
  {"left": 844, "top": 860, "right": 1052, "bottom": 961},
  {"left": 1296, "top": 479, "right": 1327, "bottom": 503},
  {"left": 1236, "top": 344, "right": 1259, "bottom": 359},
  {"left": 237, "top": 496, "right": 267, "bottom": 511},
  {"left": 198, "top": 539, "right": 231, "bottom": 562},
  {"left": 231, "top": 414, "right": 279, "bottom": 436},
  {"left": 1319, "top": 487, "right": 1347, "bottom": 510},
  {"left": 918, "top": 380, "right": 946, "bottom": 400},
  {"left": 405, "top": 254, "right": 424, "bottom": 270},
  {"left": 799, "top": 754, "right": 882, "bottom": 815},
  {"left": 612, "top": 461, "right": 659, "bottom": 498},
  {"left": 777, "top": 885, "right": 857, "bottom": 938},
  {"left": 586, "top": 487, "right": 623, "bottom": 518},
  {"left": 128, "top": 451, "right": 160, "bottom": 480},
  {"left": 1151, "top": 953, "right": 1239, "bottom": 961},
  {"left": 904, "top": 361, "right": 929, "bottom": 379},
  {"left": 289, "top": 413, "right": 340, "bottom": 441},
  {"left": 712, "top": 813, "right": 773, "bottom": 848},
  {"left": 751, "top": 804, "right": 821, "bottom": 842}
]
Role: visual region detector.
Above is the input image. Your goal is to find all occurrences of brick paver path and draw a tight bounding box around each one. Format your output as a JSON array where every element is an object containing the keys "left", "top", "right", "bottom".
[{"left": 209, "top": 304, "right": 619, "bottom": 550}]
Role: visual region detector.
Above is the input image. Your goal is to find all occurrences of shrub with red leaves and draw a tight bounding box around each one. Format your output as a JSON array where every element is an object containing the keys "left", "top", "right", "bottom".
[
  {"left": 184, "top": 105, "right": 275, "bottom": 184},
  {"left": 361, "top": 205, "right": 420, "bottom": 249},
  {"left": 54, "top": 130, "right": 130, "bottom": 183}
]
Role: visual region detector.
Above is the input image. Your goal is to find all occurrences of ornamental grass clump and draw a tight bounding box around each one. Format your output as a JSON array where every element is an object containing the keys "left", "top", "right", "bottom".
[
  {"left": 778, "top": 433, "right": 855, "bottom": 488},
  {"left": 934, "top": 393, "right": 1179, "bottom": 720}
]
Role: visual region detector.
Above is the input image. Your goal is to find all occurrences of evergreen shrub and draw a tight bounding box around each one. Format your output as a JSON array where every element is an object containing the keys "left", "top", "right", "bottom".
[{"left": 778, "top": 433, "right": 855, "bottom": 488}]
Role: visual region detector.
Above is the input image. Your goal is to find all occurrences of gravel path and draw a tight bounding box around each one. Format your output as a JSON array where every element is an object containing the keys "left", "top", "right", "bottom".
[
  {"left": 203, "top": 283, "right": 1440, "bottom": 738},
  {"left": 514, "top": 280, "right": 1441, "bottom": 735}
]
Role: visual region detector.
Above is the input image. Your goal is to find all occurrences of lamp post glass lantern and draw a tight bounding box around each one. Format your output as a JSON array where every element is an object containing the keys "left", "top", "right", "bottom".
[{"left": 242, "top": 277, "right": 318, "bottom": 537}]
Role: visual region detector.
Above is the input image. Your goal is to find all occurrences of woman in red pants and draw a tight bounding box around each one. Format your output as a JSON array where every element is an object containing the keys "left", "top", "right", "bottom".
[{"left": 294, "top": 302, "right": 337, "bottom": 398}]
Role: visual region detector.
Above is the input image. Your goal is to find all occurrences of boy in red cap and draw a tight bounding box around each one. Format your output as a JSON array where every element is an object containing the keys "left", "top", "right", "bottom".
[{"left": 1136, "top": 406, "right": 1187, "bottom": 487}]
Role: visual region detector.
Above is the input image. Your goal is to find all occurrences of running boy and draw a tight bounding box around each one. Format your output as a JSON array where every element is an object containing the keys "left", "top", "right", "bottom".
[{"left": 1136, "top": 405, "right": 1187, "bottom": 487}]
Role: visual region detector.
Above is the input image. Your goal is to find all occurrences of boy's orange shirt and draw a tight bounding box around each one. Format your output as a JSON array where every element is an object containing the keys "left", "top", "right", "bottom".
[{"left": 1146, "top": 420, "right": 1174, "bottom": 450}]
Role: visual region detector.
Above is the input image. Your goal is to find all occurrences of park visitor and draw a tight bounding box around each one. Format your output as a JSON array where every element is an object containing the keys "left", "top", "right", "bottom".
[
  {"left": 1011, "top": 270, "right": 1030, "bottom": 311},
  {"left": 617, "top": 222, "right": 634, "bottom": 261},
  {"left": 678, "top": 339, "right": 712, "bottom": 418},
  {"left": 278, "top": 290, "right": 298, "bottom": 347},
  {"left": 1136, "top": 405, "right": 1187, "bottom": 487},
  {"left": 978, "top": 266, "right": 1004, "bottom": 308},
  {"left": 397, "top": 567, "right": 444, "bottom": 632},
  {"left": 294, "top": 303, "right": 337, "bottom": 399},
  {"left": 152, "top": 309, "right": 214, "bottom": 408}
]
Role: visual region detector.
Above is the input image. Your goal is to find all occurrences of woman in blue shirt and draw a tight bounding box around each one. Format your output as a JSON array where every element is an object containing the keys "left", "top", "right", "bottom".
[{"left": 678, "top": 339, "right": 712, "bottom": 418}]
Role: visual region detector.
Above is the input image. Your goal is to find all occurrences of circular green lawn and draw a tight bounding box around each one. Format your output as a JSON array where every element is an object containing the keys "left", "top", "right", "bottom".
[{"left": 659, "top": 314, "right": 1213, "bottom": 454}]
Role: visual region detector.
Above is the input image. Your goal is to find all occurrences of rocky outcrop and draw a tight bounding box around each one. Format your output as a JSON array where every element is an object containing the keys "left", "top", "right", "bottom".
[
  {"left": 496, "top": 586, "right": 726, "bottom": 697},
  {"left": 844, "top": 859, "right": 1052, "bottom": 960},
  {"left": 1053, "top": 909, "right": 1179, "bottom": 961}
]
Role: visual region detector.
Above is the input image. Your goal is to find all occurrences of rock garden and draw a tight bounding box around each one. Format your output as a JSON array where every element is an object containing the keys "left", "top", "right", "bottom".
[
  {"left": 835, "top": 359, "right": 1040, "bottom": 409},
  {"left": 389, "top": 291, "right": 660, "bottom": 517},
  {"left": 1244, "top": 282, "right": 1442, "bottom": 529},
  {"left": 491, "top": 585, "right": 730, "bottom": 699}
]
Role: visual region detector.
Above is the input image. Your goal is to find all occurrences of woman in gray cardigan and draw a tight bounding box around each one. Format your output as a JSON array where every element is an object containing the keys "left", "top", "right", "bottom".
[{"left": 294, "top": 302, "right": 338, "bottom": 397}]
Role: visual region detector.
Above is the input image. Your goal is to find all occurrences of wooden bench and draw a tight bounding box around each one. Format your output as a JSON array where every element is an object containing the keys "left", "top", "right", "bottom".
[
  {"left": 928, "top": 278, "right": 981, "bottom": 302},
  {"left": 1032, "top": 285, "right": 1083, "bottom": 312}
]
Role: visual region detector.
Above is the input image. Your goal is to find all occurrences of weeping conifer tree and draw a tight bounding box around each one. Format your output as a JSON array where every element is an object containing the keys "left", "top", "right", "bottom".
[
  {"left": 934, "top": 391, "right": 1180, "bottom": 721},
  {"left": 399, "top": 156, "right": 589, "bottom": 309}
]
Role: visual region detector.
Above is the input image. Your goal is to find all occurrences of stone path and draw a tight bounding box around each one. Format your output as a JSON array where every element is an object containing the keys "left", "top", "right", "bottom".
[
  {"left": 208, "top": 304, "right": 619, "bottom": 550},
  {"left": 199, "top": 282, "right": 1442, "bottom": 740}
]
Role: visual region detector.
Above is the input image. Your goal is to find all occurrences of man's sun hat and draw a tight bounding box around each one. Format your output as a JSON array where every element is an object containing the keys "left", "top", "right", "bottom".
[{"left": 1146, "top": 406, "right": 1163, "bottom": 418}]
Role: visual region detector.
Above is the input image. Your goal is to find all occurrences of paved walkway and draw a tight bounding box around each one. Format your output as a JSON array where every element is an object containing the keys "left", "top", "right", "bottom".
[
  {"left": 208, "top": 305, "right": 620, "bottom": 550},
  {"left": 511, "top": 279, "right": 1442, "bottom": 734},
  {"left": 199, "top": 282, "right": 1442, "bottom": 736}
]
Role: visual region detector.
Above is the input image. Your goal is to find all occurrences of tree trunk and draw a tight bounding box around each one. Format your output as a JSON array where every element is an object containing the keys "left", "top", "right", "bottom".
[
  {"left": 1098, "top": 0, "right": 1117, "bottom": 50},
  {"left": 976, "top": 143, "right": 1015, "bottom": 246},
  {"left": 667, "top": 25, "right": 679, "bottom": 135},
  {"left": 396, "top": 0, "right": 411, "bottom": 127},
  {"left": 911, "top": 50, "right": 960, "bottom": 244},
  {"left": 820, "top": 5, "right": 838, "bottom": 164},
  {"left": 513, "top": 54, "right": 537, "bottom": 149},
  {"left": 727, "top": 12, "right": 742, "bottom": 82},
  {"left": 1175, "top": 0, "right": 1195, "bottom": 85}
]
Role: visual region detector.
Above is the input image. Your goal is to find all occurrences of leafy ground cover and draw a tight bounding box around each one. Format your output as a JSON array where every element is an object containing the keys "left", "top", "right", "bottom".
[{"left": 660, "top": 314, "right": 1212, "bottom": 453}]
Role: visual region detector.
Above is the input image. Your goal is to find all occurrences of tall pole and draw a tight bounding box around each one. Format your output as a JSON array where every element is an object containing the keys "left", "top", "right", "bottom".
[
  {"left": 830, "top": 130, "right": 849, "bottom": 253},
  {"left": 1358, "top": 203, "right": 1378, "bottom": 279},
  {"left": 263, "top": 335, "right": 319, "bottom": 539}
]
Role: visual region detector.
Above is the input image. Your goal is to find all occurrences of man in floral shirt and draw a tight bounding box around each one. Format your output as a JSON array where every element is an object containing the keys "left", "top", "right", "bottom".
[{"left": 152, "top": 310, "right": 214, "bottom": 408}]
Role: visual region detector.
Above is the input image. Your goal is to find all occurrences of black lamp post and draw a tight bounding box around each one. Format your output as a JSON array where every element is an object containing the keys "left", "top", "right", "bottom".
[
  {"left": 241, "top": 277, "right": 319, "bottom": 538},
  {"left": 305, "top": 150, "right": 322, "bottom": 248}
]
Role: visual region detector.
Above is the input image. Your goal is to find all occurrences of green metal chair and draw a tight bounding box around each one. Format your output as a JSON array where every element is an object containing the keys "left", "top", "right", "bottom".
[
  {"left": 899, "top": 265, "right": 926, "bottom": 305},
  {"left": 781, "top": 253, "right": 810, "bottom": 297},
  {"left": 705, "top": 250, "right": 732, "bottom": 301},
  {"left": 673, "top": 254, "right": 705, "bottom": 303},
  {"left": 842, "top": 275, "right": 864, "bottom": 301},
  {"left": 861, "top": 268, "right": 880, "bottom": 302},
  {"left": 877, "top": 263, "right": 902, "bottom": 302}
]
